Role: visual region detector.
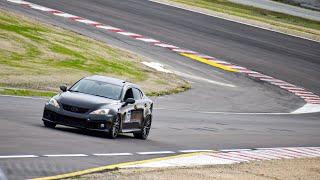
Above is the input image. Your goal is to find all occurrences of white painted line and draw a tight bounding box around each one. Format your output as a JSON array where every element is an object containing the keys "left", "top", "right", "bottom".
[
  {"left": 239, "top": 70, "right": 255, "bottom": 74},
  {"left": 294, "top": 91, "right": 315, "bottom": 95},
  {"left": 270, "top": 82, "right": 293, "bottom": 86},
  {"left": 292, "top": 103, "right": 320, "bottom": 114},
  {"left": 172, "top": 49, "right": 197, "bottom": 54},
  {"left": 287, "top": 89, "right": 309, "bottom": 93},
  {"left": 299, "top": 94, "right": 319, "bottom": 98},
  {"left": 227, "top": 66, "right": 247, "bottom": 70},
  {"left": 95, "top": 25, "right": 122, "bottom": 31},
  {"left": 93, "top": 153, "right": 133, "bottom": 156},
  {"left": 249, "top": 74, "right": 273, "bottom": 79},
  {"left": 43, "top": 154, "right": 88, "bottom": 157},
  {"left": 142, "top": 62, "right": 172, "bottom": 73},
  {"left": 280, "top": 86, "right": 304, "bottom": 91},
  {"left": 135, "top": 38, "right": 160, "bottom": 43},
  {"left": 220, "top": 148, "right": 252, "bottom": 152},
  {"left": 137, "top": 151, "right": 175, "bottom": 155},
  {"left": 197, "top": 54, "right": 215, "bottom": 59},
  {"left": 212, "top": 60, "right": 231, "bottom": 64},
  {"left": 117, "top": 32, "right": 142, "bottom": 37},
  {"left": 179, "top": 150, "right": 214, "bottom": 153},
  {"left": 29, "top": 4, "right": 55, "bottom": 11},
  {"left": 54, "top": 13, "right": 79, "bottom": 18},
  {"left": 0, "top": 155, "right": 38, "bottom": 159},
  {"left": 75, "top": 19, "right": 100, "bottom": 25},
  {"left": 7, "top": 0, "right": 30, "bottom": 5},
  {"left": 154, "top": 43, "right": 179, "bottom": 49},
  {"left": 260, "top": 78, "right": 285, "bottom": 83}
]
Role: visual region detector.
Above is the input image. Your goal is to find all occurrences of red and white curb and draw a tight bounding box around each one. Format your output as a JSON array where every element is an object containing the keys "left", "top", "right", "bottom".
[
  {"left": 6, "top": 0, "right": 320, "bottom": 113},
  {"left": 123, "top": 147, "right": 320, "bottom": 168}
]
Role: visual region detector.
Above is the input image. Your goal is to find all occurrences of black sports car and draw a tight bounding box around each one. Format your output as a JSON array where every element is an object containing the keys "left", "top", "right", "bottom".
[{"left": 42, "top": 75, "right": 153, "bottom": 139}]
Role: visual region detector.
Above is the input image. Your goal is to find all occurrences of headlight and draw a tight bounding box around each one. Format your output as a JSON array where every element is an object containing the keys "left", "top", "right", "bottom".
[
  {"left": 48, "top": 98, "right": 60, "bottom": 108},
  {"left": 90, "top": 109, "right": 110, "bottom": 115}
]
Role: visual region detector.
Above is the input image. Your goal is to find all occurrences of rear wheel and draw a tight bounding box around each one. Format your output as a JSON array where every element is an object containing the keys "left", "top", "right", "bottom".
[
  {"left": 134, "top": 115, "right": 151, "bottom": 140},
  {"left": 43, "top": 121, "right": 56, "bottom": 128},
  {"left": 108, "top": 116, "right": 120, "bottom": 139}
]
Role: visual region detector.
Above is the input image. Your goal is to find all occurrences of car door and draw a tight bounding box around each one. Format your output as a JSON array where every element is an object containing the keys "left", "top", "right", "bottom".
[
  {"left": 131, "top": 88, "right": 145, "bottom": 127},
  {"left": 121, "top": 87, "right": 142, "bottom": 130}
]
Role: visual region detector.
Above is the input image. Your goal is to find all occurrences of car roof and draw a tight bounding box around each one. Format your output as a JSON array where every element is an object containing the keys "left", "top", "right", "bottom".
[{"left": 84, "top": 75, "right": 138, "bottom": 88}]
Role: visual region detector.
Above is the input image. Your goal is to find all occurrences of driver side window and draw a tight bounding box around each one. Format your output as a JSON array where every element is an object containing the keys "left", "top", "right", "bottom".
[{"left": 123, "top": 88, "right": 134, "bottom": 101}]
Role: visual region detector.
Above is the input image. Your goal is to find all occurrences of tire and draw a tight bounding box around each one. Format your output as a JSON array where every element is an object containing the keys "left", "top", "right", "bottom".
[
  {"left": 108, "top": 116, "right": 120, "bottom": 139},
  {"left": 134, "top": 115, "right": 151, "bottom": 140},
  {"left": 43, "top": 121, "right": 56, "bottom": 128}
]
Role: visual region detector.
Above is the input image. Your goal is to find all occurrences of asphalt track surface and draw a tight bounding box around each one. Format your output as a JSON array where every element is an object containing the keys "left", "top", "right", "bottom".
[{"left": 0, "top": 0, "right": 320, "bottom": 179}]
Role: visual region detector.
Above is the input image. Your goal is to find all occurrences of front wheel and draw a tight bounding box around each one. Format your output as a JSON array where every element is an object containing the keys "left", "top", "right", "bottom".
[
  {"left": 108, "top": 116, "right": 120, "bottom": 139},
  {"left": 134, "top": 115, "right": 151, "bottom": 140},
  {"left": 43, "top": 121, "right": 56, "bottom": 128}
]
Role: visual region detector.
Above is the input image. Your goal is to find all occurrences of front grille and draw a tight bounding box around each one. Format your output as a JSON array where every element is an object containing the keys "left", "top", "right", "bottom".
[
  {"left": 44, "top": 110, "right": 87, "bottom": 127},
  {"left": 62, "top": 104, "right": 89, "bottom": 114}
]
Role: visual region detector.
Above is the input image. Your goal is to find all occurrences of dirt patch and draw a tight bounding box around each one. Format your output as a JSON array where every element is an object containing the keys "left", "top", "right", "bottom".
[{"left": 75, "top": 158, "right": 320, "bottom": 180}]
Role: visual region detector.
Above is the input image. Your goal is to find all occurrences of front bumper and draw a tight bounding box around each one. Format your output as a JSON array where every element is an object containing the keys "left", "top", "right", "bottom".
[{"left": 42, "top": 106, "right": 116, "bottom": 131}]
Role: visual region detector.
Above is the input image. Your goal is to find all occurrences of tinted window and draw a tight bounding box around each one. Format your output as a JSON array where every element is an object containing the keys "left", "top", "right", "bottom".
[
  {"left": 132, "top": 88, "right": 142, "bottom": 100},
  {"left": 124, "top": 88, "right": 134, "bottom": 101},
  {"left": 69, "top": 79, "right": 122, "bottom": 100}
]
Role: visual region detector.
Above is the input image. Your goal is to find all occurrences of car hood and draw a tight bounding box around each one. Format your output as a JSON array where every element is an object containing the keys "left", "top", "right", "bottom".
[{"left": 56, "top": 91, "right": 119, "bottom": 109}]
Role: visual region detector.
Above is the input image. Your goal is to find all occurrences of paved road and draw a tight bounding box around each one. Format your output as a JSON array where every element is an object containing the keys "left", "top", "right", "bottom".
[
  {"left": 0, "top": 0, "right": 320, "bottom": 179},
  {"left": 228, "top": 0, "right": 320, "bottom": 21},
  {"left": 22, "top": 0, "right": 320, "bottom": 95}
]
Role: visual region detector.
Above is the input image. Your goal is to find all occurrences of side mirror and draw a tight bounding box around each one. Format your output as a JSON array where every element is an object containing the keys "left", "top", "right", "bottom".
[
  {"left": 125, "top": 98, "right": 135, "bottom": 104},
  {"left": 122, "top": 98, "right": 135, "bottom": 107},
  {"left": 60, "top": 85, "right": 67, "bottom": 92}
]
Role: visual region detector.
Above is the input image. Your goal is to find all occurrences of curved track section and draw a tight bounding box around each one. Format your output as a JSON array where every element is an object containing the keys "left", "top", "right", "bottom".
[{"left": 0, "top": 0, "right": 320, "bottom": 179}]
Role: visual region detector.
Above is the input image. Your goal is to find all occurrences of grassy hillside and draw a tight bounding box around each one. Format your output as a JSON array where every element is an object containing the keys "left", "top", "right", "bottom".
[{"left": 0, "top": 9, "right": 189, "bottom": 97}]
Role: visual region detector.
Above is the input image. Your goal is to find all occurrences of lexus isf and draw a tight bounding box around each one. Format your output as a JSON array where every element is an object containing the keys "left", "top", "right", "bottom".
[{"left": 42, "top": 75, "right": 153, "bottom": 139}]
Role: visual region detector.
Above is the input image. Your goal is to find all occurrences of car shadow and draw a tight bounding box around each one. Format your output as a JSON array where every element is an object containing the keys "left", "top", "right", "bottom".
[{"left": 38, "top": 124, "right": 135, "bottom": 139}]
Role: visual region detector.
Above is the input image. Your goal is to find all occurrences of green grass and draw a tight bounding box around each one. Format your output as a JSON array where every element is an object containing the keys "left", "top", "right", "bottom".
[
  {"left": 0, "top": 9, "right": 189, "bottom": 97},
  {"left": 171, "top": 0, "right": 320, "bottom": 32},
  {"left": 0, "top": 88, "right": 55, "bottom": 97},
  {"left": 0, "top": 82, "right": 191, "bottom": 98},
  {"left": 0, "top": 9, "right": 145, "bottom": 85}
]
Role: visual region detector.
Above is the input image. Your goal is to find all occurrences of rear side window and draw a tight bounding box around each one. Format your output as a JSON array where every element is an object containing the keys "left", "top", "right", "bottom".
[{"left": 132, "top": 88, "right": 142, "bottom": 100}]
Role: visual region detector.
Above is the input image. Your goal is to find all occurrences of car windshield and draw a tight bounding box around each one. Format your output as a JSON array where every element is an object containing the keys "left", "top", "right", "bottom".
[{"left": 69, "top": 79, "right": 122, "bottom": 100}]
